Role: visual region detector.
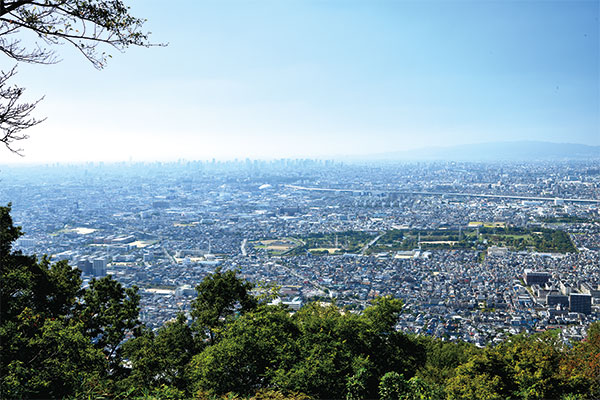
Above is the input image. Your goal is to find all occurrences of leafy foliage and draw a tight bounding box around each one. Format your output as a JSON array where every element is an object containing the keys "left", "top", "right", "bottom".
[
  {"left": 0, "top": 204, "right": 140, "bottom": 398},
  {"left": 78, "top": 275, "right": 141, "bottom": 373},
  {"left": 121, "top": 313, "right": 195, "bottom": 396},
  {"left": 189, "top": 305, "right": 299, "bottom": 396},
  {"left": 191, "top": 267, "right": 257, "bottom": 343},
  {"left": 445, "top": 331, "right": 589, "bottom": 400},
  {"left": 379, "top": 372, "right": 409, "bottom": 400},
  {"left": 0, "top": 204, "right": 598, "bottom": 399}
]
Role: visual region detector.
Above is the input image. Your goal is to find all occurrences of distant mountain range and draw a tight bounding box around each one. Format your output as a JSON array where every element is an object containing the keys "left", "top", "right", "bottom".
[{"left": 364, "top": 141, "right": 600, "bottom": 162}]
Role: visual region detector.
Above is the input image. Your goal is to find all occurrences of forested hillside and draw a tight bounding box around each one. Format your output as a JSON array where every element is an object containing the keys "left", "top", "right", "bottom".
[{"left": 1, "top": 204, "right": 599, "bottom": 400}]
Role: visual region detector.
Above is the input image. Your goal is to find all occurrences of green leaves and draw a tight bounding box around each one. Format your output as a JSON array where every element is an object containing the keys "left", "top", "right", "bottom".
[
  {"left": 1, "top": 309, "right": 106, "bottom": 398},
  {"left": 121, "top": 313, "right": 195, "bottom": 396},
  {"left": 0, "top": 204, "right": 141, "bottom": 398},
  {"left": 191, "top": 267, "right": 257, "bottom": 343},
  {"left": 1, "top": 204, "right": 599, "bottom": 399},
  {"left": 78, "top": 276, "right": 141, "bottom": 372},
  {"left": 379, "top": 372, "right": 409, "bottom": 400},
  {"left": 445, "top": 332, "right": 577, "bottom": 400},
  {"left": 187, "top": 299, "right": 423, "bottom": 399},
  {"left": 363, "top": 295, "right": 404, "bottom": 334},
  {"left": 189, "top": 305, "right": 299, "bottom": 396},
  {"left": 0, "top": 203, "right": 21, "bottom": 257}
]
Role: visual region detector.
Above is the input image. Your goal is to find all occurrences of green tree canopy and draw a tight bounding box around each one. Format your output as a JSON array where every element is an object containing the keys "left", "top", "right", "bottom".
[
  {"left": 0, "top": 204, "right": 142, "bottom": 398},
  {"left": 78, "top": 275, "right": 141, "bottom": 374},
  {"left": 122, "top": 313, "right": 195, "bottom": 396},
  {"left": 189, "top": 305, "right": 299, "bottom": 396},
  {"left": 446, "top": 331, "right": 574, "bottom": 400},
  {"left": 2, "top": 204, "right": 599, "bottom": 400},
  {"left": 191, "top": 267, "right": 257, "bottom": 343}
]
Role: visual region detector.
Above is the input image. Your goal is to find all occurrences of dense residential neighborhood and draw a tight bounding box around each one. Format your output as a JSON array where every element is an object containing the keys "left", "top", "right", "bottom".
[{"left": 2, "top": 160, "right": 599, "bottom": 343}]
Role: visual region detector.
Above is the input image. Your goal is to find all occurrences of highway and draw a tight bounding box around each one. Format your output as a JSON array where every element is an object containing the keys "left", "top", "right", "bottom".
[
  {"left": 360, "top": 234, "right": 383, "bottom": 255},
  {"left": 241, "top": 238, "right": 248, "bottom": 256},
  {"left": 284, "top": 184, "right": 600, "bottom": 204}
]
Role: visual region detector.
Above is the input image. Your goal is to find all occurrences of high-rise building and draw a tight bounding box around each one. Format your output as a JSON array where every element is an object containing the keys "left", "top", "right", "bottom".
[
  {"left": 546, "top": 294, "right": 569, "bottom": 308},
  {"left": 92, "top": 258, "right": 107, "bottom": 277},
  {"left": 523, "top": 270, "right": 551, "bottom": 286},
  {"left": 77, "top": 259, "right": 93, "bottom": 275},
  {"left": 569, "top": 293, "right": 592, "bottom": 315}
]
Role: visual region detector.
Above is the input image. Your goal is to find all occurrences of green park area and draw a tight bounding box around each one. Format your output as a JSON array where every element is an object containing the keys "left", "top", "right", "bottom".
[
  {"left": 541, "top": 216, "right": 600, "bottom": 224},
  {"left": 52, "top": 226, "right": 97, "bottom": 236},
  {"left": 368, "top": 229, "right": 466, "bottom": 253},
  {"left": 260, "top": 226, "right": 576, "bottom": 257},
  {"left": 477, "top": 226, "right": 576, "bottom": 253},
  {"left": 367, "top": 226, "right": 576, "bottom": 254},
  {"left": 287, "top": 231, "right": 376, "bottom": 255},
  {"left": 251, "top": 238, "right": 305, "bottom": 255}
]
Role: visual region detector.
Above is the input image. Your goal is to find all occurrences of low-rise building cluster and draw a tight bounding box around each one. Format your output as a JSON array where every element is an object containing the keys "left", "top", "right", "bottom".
[{"left": 2, "top": 159, "right": 598, "bottom": 338}]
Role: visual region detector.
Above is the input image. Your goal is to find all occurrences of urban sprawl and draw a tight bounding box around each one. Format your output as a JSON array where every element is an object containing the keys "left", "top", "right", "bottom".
[{"left": 2, "top": 160, "right": 599, "bottom": 346}]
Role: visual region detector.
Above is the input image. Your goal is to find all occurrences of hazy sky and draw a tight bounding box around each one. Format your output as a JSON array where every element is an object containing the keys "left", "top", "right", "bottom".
[{"left": 3, "top": 0, "right": 599, "bottom": 164}]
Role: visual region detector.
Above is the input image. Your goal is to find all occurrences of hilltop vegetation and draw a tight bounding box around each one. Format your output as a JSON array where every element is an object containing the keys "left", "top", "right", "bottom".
[{"left": 1, "top": 204, "right": 598, "bottom": 399}]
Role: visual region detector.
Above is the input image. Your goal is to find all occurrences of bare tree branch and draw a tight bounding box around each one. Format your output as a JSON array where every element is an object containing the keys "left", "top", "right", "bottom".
[
  {"left": 0, "top": 0, "right": 163, "bottom": 154},
  {"left": 0, "top": 0, "right": 162, "bottom": 68},
  {"left": 0, "top": 66, "right": 45, "bottom": 155}
]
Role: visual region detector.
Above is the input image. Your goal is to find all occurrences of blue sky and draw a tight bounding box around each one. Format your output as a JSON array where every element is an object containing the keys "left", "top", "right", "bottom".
[{"left": 4, "top": 0, "right": 599, "bottom": 163}]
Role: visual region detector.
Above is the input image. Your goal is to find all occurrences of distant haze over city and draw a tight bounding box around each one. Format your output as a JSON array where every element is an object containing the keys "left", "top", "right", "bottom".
[
  {"left": 3, "top": 140, "right": 599, "bottom": 166},
  {"left": 362, "top": 141, "right": 600, "bottom": 162},
  {"left": 1, "top": 0, "right": 598, "bottom": 164}
]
